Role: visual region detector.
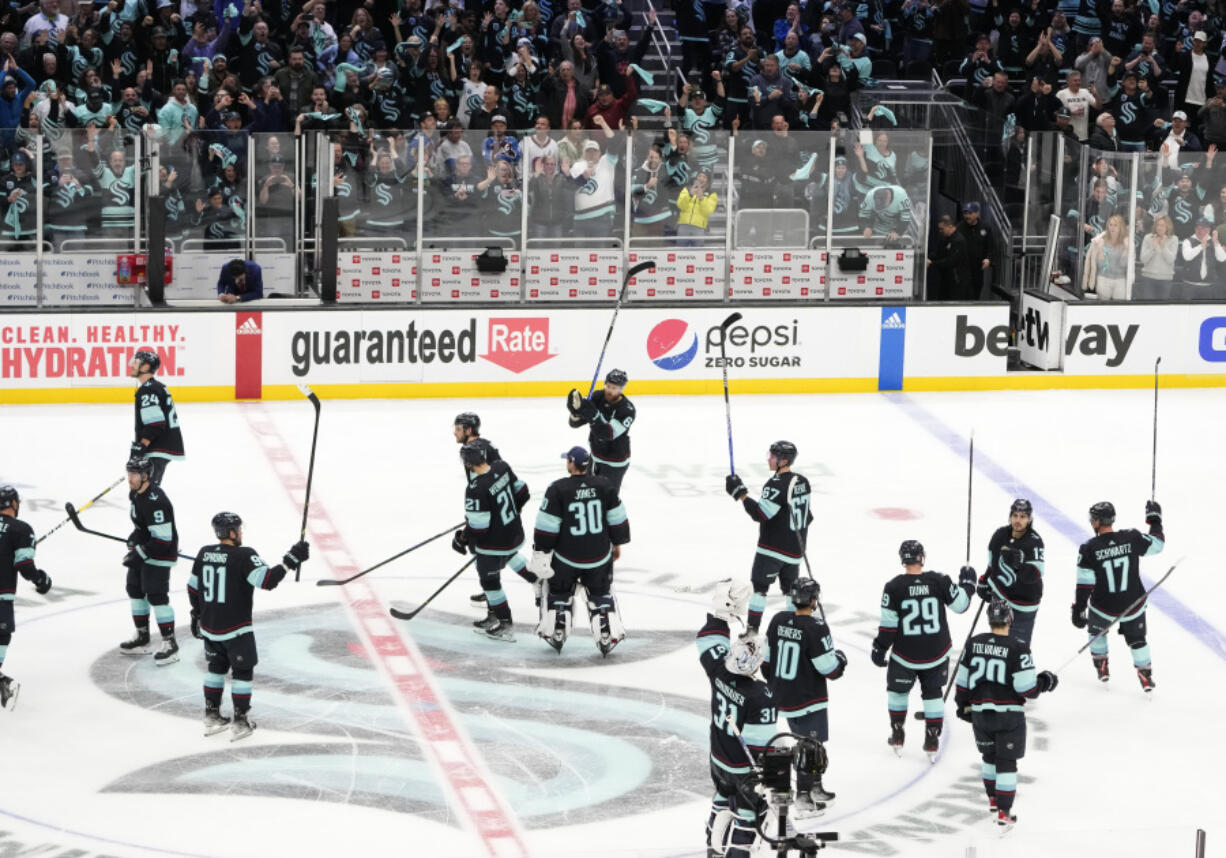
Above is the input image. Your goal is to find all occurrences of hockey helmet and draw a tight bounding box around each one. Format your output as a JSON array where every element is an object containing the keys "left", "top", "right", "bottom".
[
  {"left": 211, "top": 511, "right": 243, "bottom": 540},
  {"left": 710, "top": 578, "right": 753, "bottom": 622},
  {"left": 125, "top": 455, "right": 154, "bottom": 476},
  {"left": 769, "top": 440, "right": 798, "bottom": 467},
  {"left": 131, "top": 349, "right": 160, "bottom": 373},
  {"left": 790, "top": 577, "right": 821, "bottom": 610},
  {"left": 454, "top": 411, "right": 481, "bottom": 431},
  {"left": 1010, "top": 498, "right": 1033, "bottom": 517},
  {"left": 605, "top": 368, "right": 628, "bottom": 388},
  {"left": 1089, "top": 501, "right": 1116, "bottom": 526},
  {"left": 459, "top": 440, "right": 486, "bottom": 467},
  {"left": 725, "top": 636, "right": 766, "bottom": 677},
  {"left": 0, "top": 485, "right": 18, "bottom": 508},
  {"left": 987, "top": 597, "right": 1014, "bottom": 628},
  {"left": 898, "top": 539, "right": 925, "bottom": 565}
]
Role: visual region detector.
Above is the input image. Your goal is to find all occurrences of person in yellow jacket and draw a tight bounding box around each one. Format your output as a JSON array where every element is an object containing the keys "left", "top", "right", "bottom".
[{"left": 675, "top": 171, "right": 718, "bottom": 246}]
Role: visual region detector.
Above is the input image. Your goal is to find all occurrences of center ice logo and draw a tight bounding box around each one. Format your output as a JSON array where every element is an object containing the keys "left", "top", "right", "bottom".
[{"left": 647, "top": 319, "right": 698, "bottom": 371}]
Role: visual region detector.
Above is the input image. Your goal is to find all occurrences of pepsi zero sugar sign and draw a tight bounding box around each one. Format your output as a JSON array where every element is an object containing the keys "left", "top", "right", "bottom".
[{"left": 647, "top": 319, "right": 699, "bottom": 371}]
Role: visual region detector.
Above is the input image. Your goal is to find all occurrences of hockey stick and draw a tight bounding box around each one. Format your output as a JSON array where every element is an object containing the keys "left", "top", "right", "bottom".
[
  {"left": 719, "top": 312, "right": 743, "bottom": 474},
  {"left": 64, "top": 502, "right": 194, "bottom": 560},
  {"left": 389, "top": 556, "right": 478, "bottom": 621},
  {"left": 1055, "top": 558, "right": 1182, "bottom": 675},
  {"left": 915, "top": 430, "right": 976, "bottom": 719},
  {"left": 35, "top": 476, "right": 125, "bottom": 545},
  {"left": 1151, "top": 357, "right": 1161, "bottom": 501},
  {"left": 316, "top": 522, "right": 464, "bottom": 586},
  {"left": 587, "top": 259, "right": 656, "bottom": 397},
  {"left": 296, "top": 384, "right": 322, "bottom": 582}
]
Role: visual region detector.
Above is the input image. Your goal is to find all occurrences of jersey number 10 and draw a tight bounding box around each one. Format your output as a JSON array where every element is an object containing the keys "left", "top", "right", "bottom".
[
  {"left": 202, "top": 564, "right": 227, "bottom": 604},
  {"left": 774, "top": 639, "right": 801, "bottom": 681}
]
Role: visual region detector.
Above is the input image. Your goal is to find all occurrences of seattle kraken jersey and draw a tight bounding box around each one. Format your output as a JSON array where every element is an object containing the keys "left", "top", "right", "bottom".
[
  {"left": 134, "top": 378, "right": 185, "bottom": 460},
  {"left": 984, "top": 526, "right": 1045, "bottom": 611},
  {"left": 462, "top": 436, "right": 503, "bottom": 482},
  {"left": 533, "top": 473, "right": 629, "bottom": 569},
  {"left": 707, "top": 664, "right": 776, "bottom": 775},
  {"left": 762, "top": 610, "right": 844, "bottom": 715},
  {"left": 187, "top": 543, "right": 285, "bottom": 641},
  {"left": 128, "top": 485, "right": 178, "bottom": 568},
  {"left": 696, "top": 613, "right": 732, "bottom": 677},
  {"left": 954, "top": 631, "right": 1040, "bottom": 713},
  {"left": 0, "top": 515, "right": 38, "bottom": 602},
  {"left": 574, "top": 393, "right": 635, "bottom": 466},
  {"left": 465, "top": 459, "right": 530, "bottom": 554},
  {"left": 740, "top": 470, "right": 811, "bottom": 564},
  {"left": 1076, "top": 523, "right": 1164, "bottom": 615},
  {"left": 874, "top": 571, "right": 972, "bottom": 668}
]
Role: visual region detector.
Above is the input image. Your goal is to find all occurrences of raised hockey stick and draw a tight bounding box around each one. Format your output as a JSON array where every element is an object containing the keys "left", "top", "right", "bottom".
[
  {"left": 296, "top": 384, "right": 322, "bottom": 582},
  {"left": 35, "top": 476, "right": 125, "bottom": 545},
  {"left": 719, "top": 312, "right": 743, "bottom": 474},
  {"left": 316, "top": 522, "right": 464, "bottom": 586},
  {"left": 587, "top": 259, "right": 656, "bottom": 397},
  {"left": 1151, "top": 357, "right": 1161, "bottom": 501},
  {"left": 1054, "top": 558, "right": 1182, "bottom": 675},
  {"left": 389, "top": 556, "right": 478, "bottom": 621},
  {"left": 64, "top": 502, "right": 194, "bottom": 560}
]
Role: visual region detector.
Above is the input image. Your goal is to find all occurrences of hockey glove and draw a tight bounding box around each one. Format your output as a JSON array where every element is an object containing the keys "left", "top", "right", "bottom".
[
  {"left": 958, "top": 565, "right": 977, "bottom": 587},
  {"left": 566, "top": 388, "right": 584, "bottom": 416},
  {"left": 1145, "top": 499, "right": 1162, "bottom": 526},
  {"left": 1070, "top": 603, "right": 1088, "bottom": 629},
  {"left": 725, "top": 474, "right": 748, "bottom": 501},
  {"left": 870, "top": 642, "right": 889, "bottom": 668},
  {"left": 1035, "top": 669, "right": 1059, "bottom": 693},
  {"left": 451, "top": 529, "right": 468, "bottom": 555},
  {"left": 577, "top": 397, "right": 598, "bottom": 422},
  {"left": 282, "top": 540, "right": 310, "bottom": 571},
  {"left": 122, "top": 550, "right": 142, "bottom": 570},
  {"left": 129, "top": 441, "right": 145, "bottom": 457},
  {"left": 955, "top": 703, "right": 973, "bottom": 723},
  {"left": 1000, "top": 547, "right": 1024, "bottom": 570},
  {"left": 528, "top": 549, "right": 554, "bottom": 580},
  {"left": 34, "top": 569, "right": 51, "bottom": 595},
  {"left": 976, "top": 575, "right": 992, "bottom": 601},
  {"left": 828, "top": 648, "right": 848, "bottom": 679},
  {"left": 190, "top": 611, "right": 202, "bottom": 640}
]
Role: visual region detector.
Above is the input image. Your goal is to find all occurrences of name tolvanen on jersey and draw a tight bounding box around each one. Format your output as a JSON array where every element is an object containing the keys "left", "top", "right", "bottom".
[{"left": 971, "top": 641, "right": 1010, "bottom": 658}]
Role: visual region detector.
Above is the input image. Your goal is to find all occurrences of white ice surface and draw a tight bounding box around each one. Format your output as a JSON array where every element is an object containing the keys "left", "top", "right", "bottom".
[{"left": 0, "top": 388, "right": 1221, "bottom": 858}]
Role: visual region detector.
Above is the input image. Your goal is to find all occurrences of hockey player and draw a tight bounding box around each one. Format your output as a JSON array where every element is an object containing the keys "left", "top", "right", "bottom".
[
  {"left": 979, "top": 499, "right": 1045, "bottom": 646},
  {"left": 187, "top": 512, "right": 309, "bottom": 740},
  {"left": 1072, "top": 500, "right": 1164, "bottom": 691},
  {"left": 871, "top": 540, "right": 975, "bottom": 758},
  {"left": 761, "top": 578, "right": 845, "bottom": 814},
  {"left": 954, "top": 598, "right": 1059, "bottom": 829},
  {"left": 700, "top": 635, "right": 776, "bottom": 858},
  {"left": 129, "top": 350, "right": 185, "bottom": 485},
  {"left": 453, "top": 411, "right": 501, "bottom": 609},
  {"left": 530, "top": 446, "right": 630, "bottom": 655},
  {"left": 0, "top": 486, "right": 52, "bottom": 710},
  {"left": 566, "top": 369, "right": 636, "bottom": 491},
  {"left": 454, "top": 441, "right": 538, "bottom": 642},
  {"left": 724, "top": 441, "right": 811, "bottom": 633},
  {"left": 120, "top": 456, "right": 181, "bottom": 665}
]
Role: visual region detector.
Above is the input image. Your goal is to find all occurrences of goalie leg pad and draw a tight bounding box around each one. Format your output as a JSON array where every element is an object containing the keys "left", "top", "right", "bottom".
[{"left": 707, "top": 808, "right": 733, "bottom": 856}]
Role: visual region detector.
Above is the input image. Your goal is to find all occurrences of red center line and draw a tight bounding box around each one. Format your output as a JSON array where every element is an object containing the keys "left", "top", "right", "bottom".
[{"left": 243, "top": 402, "right": 530, "bottom": 858}]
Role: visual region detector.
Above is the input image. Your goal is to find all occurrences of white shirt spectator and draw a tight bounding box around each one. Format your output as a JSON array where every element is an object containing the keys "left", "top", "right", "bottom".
[
  {"left": 22, "top": 8, "right": 69, "bottom": 45},
  {"left": 1057, "top": 86, "right": 1095, "bottom": 140},
  {"left": 521, "top": 132, "right": 559, "bottom": 171}
]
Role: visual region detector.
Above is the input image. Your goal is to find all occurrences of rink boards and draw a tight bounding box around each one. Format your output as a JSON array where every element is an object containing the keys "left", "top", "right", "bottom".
[{"left": 1, "top": 302, "right": 1226, "bottom": 402}]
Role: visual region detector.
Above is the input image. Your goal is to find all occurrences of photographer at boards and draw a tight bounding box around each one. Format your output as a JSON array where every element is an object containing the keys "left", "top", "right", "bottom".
[{"left": 217, "top": 258, "right": 263, "bottom": 304}]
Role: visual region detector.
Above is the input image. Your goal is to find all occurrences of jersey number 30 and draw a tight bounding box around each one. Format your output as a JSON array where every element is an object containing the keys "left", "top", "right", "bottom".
[
  {"left": 567, "top": 499, "right": 603, "bottom": 536},
  {"left": 201, "top": 564, "right": 227, "bottom": 604}
]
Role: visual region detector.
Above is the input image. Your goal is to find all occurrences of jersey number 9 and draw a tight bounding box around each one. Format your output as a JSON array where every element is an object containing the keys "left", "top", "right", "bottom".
[{"left": 202, "top": 564, "right": 227, "bottom": 604}]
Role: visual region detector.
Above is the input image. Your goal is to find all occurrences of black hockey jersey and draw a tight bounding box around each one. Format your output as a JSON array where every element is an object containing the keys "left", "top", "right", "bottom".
[
  {"left": 128, "top": 485, "right": 178, "bottom": 568},
  {"left": 741, "top": 471, "right": 811, "bottom": 563},
  {"left": 696, "top": 613, "right": 733, "bottom": 677},
  {"left": 463, "top": 436, "right": 502, "bottom": 483},
  {"left": 954, "top": 631, "right": 1040, "bottom": 714},
  {"left": 1075, "top": 522, "right": 1164, "bottom": 616},
  {"left": 532, "top": 473, "right": 629, "bottom": 569},
  {"left": 465, "top": 459, "right": 531, "bottom": 554},
  {"left": 761, "top": 609, "right": 844, "bottom": 715},
  {"left": 984, "top": 525, "right": 1045, "bottom": 612},
  {"left": 874, "top": 570, "right": 972, "bottom": 668},
  {"left": 0, "top": 514, "right": 38, "bottom": 600},
  {"left": 571, "top": 392, "right": 635, "bottom": 466},
  {"left": 706, "top": 663, "right": 776, "bottom": 775},
  {"left": 134, "top": 377, "right": 185, "bottom": 460},
  {"left": 187, "top": 543, "right": 286, "bottom": 640}
]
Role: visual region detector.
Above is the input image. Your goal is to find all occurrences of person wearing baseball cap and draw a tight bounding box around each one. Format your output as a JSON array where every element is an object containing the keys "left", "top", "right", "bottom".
[
  {"left": 1152, "top": 108, "right": 1202, "bottom": 168},
  {"left": 958, "top": 201, "right": 995, "bottom": 299},
  {"left": 1177, "top": 216, "right": 1226, "bottom": 296},
  {"left": 1173, "top": 28, "right": 1212, "bottom": 121}
]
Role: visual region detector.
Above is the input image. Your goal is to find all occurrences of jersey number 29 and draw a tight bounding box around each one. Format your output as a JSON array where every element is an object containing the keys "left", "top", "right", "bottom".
[{"left": 900, "top": 597, "right": 940, "bottom": 636}]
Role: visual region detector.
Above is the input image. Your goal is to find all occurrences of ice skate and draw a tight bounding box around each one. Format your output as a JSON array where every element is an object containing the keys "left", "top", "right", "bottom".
[
  {"left": 1093, "top": 656, "right": 1109, "bottom": 683},
  {"left": 995, "top": 808, "right": 1017, "bottom": 832},
  {"left": 0, "top": 674, "right": 20, "bottom": 711},
  {"left": 810, "top": 780, "right": 836, "bottom": 804},
  {"left": 119, "top": 629, "right": 151, "bottom": 655},
  {"left": 231, "top": 712, "right": 256, "bottom": 742},
  {"left": 923, "top": 725, "right": 941, "bottom": 762},
  {"left": 1137, "top": 667, "right": 1155, "bottom": 695},
  {"left": 888, "top": 723, "right": 905, "bottom": 756},
  {"left": 154, "top": 637, "right": 179, "bottom": 666},
  {"left": 472, "top": 611, "right": 497, "bottom": 630},
  {"left": 203, "top": 706, "right": 231, "bottom": 736},
  {"left": 476, "top": 619, "right": 516, "bottom": 642}
]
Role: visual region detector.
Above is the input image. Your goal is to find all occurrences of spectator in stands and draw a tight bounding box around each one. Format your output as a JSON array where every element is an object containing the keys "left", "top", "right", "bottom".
[
  {"left": 557, "top": 118, "right": 588, "bottom": 168},
  {"left": 1074, "top": 37, "right": 1113, "bottom": 96},
  {"left": 1123, "top": 33, "right": 1165, "bottom": 90},
  {"left": 0, "top": 60, "right": 35, "bottom": 151},
  {"left": 958, "top": 201, "right": 995, "bottom": 298},
  {"left": 1099, "top": 1, "right": 1140, "bottom": 62},
  {"left": 468, "top": 86, "right": 504, "bottom": 131},
  {"left": 570, "top": 129, "right": 618, "bottom": 239},
  {"left": 1056, "top": 70, "right": 1100, "bottom": 141},
  {"left": 563, "top": 35, "right": 599, "bottom": 95},
  {"left": 860, "top": 184, "right": 913, "bottom": 240},
  {"left": 776, "top": 32, "right": 811, "bottom": 78},
  {"left": 482, "top": 115, "right": 520, "bottom": 164},
  {"left": 961, "top": 33, "right": 1003, "bottom": 86},
  {"left": 1109, "top": 72, "right": 1152, "bottom": 151},
  {"left": 521, "top": 116, "right": 558, "bottom": 170},
  {"left": 926, "top": 214, "right": 969, "bottom": 300},
  {"left": 477, "top": 158, "right": 522, "bottom": 240},
  {"left": 584, "top": 78, "right": 635, "bottom": 131},
  {"left": 1165, "top": 171, "right": 1202, "bottom": 239},
  {"left": 680, "top": 76, "right": 725, "bottom": 169},
  {"left": 274, "top": 47, "right": 318, "bottom": 115},
  {"left": 973, "top": 71, "right": 1017, "bottom": 124},
  {"left": 749, "top": 54, "right": 795, "bottom": 129},
  {"left": 539, "top": 60, "right": 590, "bottom": 131},
  {"left": 1153, "top": 111, "right": 1202, "bottom": 167},
  {"left": 674, "top": 169, "right": 718, "bottom": 246},
  {"left": 853, "top": 130, "right": 899, "bottom": 188},
  {"left": 900, "top": 0, "right": 937, "bottom": 77},
  {"left": 1173, "top": 32, "right": 1212, "bottom": 119},
  {"left": 217, "top": 258, "right": 264, "bottom": 303},
  {"left": 441, "top": 153, "right": 481, "bottom": 235},
  {"left": 724, "top": 26, "right": 762, "bottom": 130},
  {"left": 1136, "top": 215, "right": 1179, "bottom": 299},
  {"left": 1024, "top": 27, "right": 1064, "bottom": 80},
  {"left": 1177, "top": 218, "right": 1226, "bottom": 297},
  {"left": 437, "top": 120, "right": 472, "bottom": 173},
  {"left": 996, "top": 11, "right": 1030, "bottom": 75},
  {"left": 1198, "top": 82, "right": 1226, "bottom": 148},
  {"left": 529, "top": 152, "right": 573, "bottom": 239},
  {"left": 1081, "top": 213, "right": 1131, "bottom": 299},
  {"left": 595, "top": 14, "right": 654, "bottom": 100},
  {"left": 1014, "top": 75, "right": 1058, "bottom": 131}
]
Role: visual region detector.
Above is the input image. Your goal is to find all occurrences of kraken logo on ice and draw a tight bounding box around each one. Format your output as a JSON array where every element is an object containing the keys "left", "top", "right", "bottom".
[{"left": 92, "top": 603, "right": 708, "bottom": 826}]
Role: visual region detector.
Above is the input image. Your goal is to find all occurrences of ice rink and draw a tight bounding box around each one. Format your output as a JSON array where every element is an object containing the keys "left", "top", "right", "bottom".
[{"left": 1, "top": 387, "right": 1222, "bottom": 858}]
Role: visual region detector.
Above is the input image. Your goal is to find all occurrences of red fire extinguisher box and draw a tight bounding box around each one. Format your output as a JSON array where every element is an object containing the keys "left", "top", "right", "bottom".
[{"left": 116, "top": 253, "right": 174, "bottom": 285}]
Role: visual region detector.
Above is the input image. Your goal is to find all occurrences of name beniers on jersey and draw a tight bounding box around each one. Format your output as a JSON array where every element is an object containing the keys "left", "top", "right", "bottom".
[
  {"left": 971, "top": 641, "right": 1010, "bottom": 658},
  {"left": 776, "top": 625, "right": 804, "bottom": 641},
  {"left": 714, "top": 677, "right": 746, "bottom": 705}
]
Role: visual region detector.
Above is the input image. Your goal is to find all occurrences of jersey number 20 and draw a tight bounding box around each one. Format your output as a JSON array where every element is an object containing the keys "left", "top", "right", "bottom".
[{"left": 201, "top": 564, "right": 227, "bottom": 604}]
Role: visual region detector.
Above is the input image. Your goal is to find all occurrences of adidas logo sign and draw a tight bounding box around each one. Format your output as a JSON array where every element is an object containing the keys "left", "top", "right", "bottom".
[
  {"left": 237, "top": 317, "right": 261, "bottom": 335},
  {"left": 881, "top": 312, "right": 905, "bottom": 330}
]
